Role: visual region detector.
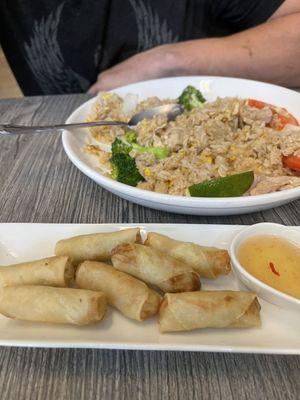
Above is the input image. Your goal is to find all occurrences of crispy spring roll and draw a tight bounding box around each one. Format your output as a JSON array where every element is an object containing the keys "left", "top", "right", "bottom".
[
  {"left": 111, "top": 243, "right": 200, "bottom": 293},
  {"left": 0, "top": 256, "right": 74, "bottom": 288},
  {"left": 55, "top": 228, "right": 141, "bottom": 264},
  {"left": 145, "top": 232, "right": 230, "bottom": 278},
  {"left": 0, "top": 286, "right": 107, "bottom": 325},
  {"left": 159, "top": 291, "right": 261, "bottom": 332},
  {"left": 76, "top": 261, "right": 162, "bottom": 321}
]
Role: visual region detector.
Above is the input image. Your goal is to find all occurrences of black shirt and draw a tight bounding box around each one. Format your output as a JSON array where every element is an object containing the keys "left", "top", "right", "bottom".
[{"left": 0, "top": 0, "right": 284, "bottom": 95}]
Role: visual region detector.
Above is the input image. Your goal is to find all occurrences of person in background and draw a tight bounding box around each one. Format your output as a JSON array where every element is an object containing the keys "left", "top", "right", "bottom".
[{"left": 1, "top": 0, "right": 299, "bottom": 96}]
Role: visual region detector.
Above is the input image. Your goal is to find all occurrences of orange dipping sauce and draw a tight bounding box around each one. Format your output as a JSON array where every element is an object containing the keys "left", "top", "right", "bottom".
[{"left": 237, "top": 235, "right": 300, "bottom": 300}]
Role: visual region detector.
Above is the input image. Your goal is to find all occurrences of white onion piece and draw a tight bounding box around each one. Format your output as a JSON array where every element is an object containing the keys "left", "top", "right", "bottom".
[
  {"left": 97, "top": 142, "right": 112, "bottom": 153},
  {"left": 122, "top": 93, "right": 139, "bottom": 114}
]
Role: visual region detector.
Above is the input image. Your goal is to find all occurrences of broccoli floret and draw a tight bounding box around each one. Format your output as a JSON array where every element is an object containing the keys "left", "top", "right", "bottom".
[
  {"left": 124, "top": 130, "right": 137, "bottom": 143},
  {"left": 111, "top": 137, "right": 132, "bottom": 155},
  {"left": 178, "top": 85, "right": 206, "bottom": 111},
  {"left": 110, "top": 132, "right": 169, "bottom": 187},
  {"left": 110, "top": 137, "right": 144, "bottom": 186},
  {"left": 111, "top": 136, "right": 169, "bottom": 160},
  {"left": 111, "top": 153, "right": 144, "bottom": 186}
]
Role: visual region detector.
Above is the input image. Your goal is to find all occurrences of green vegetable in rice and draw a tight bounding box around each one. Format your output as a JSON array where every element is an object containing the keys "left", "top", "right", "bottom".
[
  {"left": 131, "top": 144, "right": 169, "bottom": 160},
  {"left": 178, "top": 85, "right": 206, "bottom": 111},
  {"left": 110, "top": 133, "right": 170, "bottom": 186},
  {"left": 110, "top": 152, "right": 144, "bottom": 187},
  {"left": 124, "top": 131, "right": 138, "bottom": 144},
  {"left": 111, "top": 137, "right": 132, "bottom": 155},
  {"left": 112, "top": 133, "right": 170, "bottom": 160}
]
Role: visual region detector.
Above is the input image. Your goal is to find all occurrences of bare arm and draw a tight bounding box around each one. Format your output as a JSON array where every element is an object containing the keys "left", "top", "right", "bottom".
[
  {"left": 89, "top": 2, "right": 300, "bottom": 93},
  {"left": 172, "top": 11, "right": 300, "bottom": 86}
]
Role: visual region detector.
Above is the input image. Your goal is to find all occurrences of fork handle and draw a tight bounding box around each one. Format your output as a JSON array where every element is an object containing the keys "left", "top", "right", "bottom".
[{"left": 0, "top": 120, "right": 128, "bottom": 135}]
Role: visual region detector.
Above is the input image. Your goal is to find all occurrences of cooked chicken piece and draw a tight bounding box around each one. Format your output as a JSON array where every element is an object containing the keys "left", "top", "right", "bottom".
[
  {"left": 241, "top": 106, "right": 273, "bottom": 125},
  {"left": 250, "top": 176, "right": 300, "bottom": 195},
  {"left": 203, "top": 119, "right": 233, "bottom": 139},
  {"left": 163, "top": 128, "right": 184, "bottom": 150}
]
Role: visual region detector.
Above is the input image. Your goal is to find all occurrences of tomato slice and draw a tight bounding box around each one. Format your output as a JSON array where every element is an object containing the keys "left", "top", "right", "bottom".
[
  {"left": 247, "top": 99, "right": 267, "bottom": 110},
  {"left": 247, "top": 99, "right": 299, "bottom": 130},
  {"left": 282, "top": 154, "right": 300, "bottom": 171},
  {"left": 269, "top": 112, "right": 299, "bottom": 130}
]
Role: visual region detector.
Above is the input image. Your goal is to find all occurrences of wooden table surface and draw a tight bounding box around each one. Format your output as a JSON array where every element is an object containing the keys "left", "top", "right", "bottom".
[{"left": 0, "top": 94, "right": 299, "bottom": 400}]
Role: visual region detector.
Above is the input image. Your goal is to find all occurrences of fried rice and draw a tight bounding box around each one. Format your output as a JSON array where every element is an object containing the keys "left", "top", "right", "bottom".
[{"left": 85, "top": 92, "right": 300, "bottom": 196}]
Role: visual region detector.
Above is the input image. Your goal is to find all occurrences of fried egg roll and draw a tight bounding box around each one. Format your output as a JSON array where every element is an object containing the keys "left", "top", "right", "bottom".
[
  {"left": 145, "top": 232, "right": 231, "bottom": 278},
  {"left": 0, "top": 286, "right": 107, "bottom": 325},
  {"left": 55, "top": 228, "right": 141, "bottom": 264},
  {"left": 76, "top": 261, "right": 162, "bottom": 321},
  {"left": 159, "top": 291, "right": 261, "bottom": 332},
  {"left": 111, "top": 243, "right": 200, "bottom": 293},
  {"left": 0, "top": 256, "right": 74, "bottom": 287}
]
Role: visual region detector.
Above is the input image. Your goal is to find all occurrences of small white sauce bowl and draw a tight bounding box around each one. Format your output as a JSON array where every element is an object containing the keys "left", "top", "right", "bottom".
[{"left": 230, "top": 222, "right": 300, "bottom": 311}]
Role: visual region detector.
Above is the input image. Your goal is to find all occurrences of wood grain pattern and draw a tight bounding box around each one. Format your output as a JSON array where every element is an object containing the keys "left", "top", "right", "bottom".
[{"left": 0, "top": 94, "right": 299, "bottom": 400}]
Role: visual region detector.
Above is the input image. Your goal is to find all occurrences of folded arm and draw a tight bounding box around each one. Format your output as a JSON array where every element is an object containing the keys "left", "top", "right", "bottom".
[{"left": 89, "top": 2, "right": 300, "bottom": 93}]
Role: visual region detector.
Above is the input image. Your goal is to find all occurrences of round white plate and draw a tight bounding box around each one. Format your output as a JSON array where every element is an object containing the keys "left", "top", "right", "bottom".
[{"left": 62, "top": 76, "right": 300, "bottom": 215}]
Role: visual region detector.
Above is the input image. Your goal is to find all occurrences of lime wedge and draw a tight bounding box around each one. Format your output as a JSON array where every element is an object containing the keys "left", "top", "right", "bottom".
[{"left": 189, "top": 171, "right": 254, "bottom": 197}]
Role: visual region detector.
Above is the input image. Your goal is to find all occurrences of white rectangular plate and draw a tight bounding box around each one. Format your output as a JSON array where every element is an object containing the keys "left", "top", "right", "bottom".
[{"left": 0, "top": 223, "right": 299, "bottom": 354}]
